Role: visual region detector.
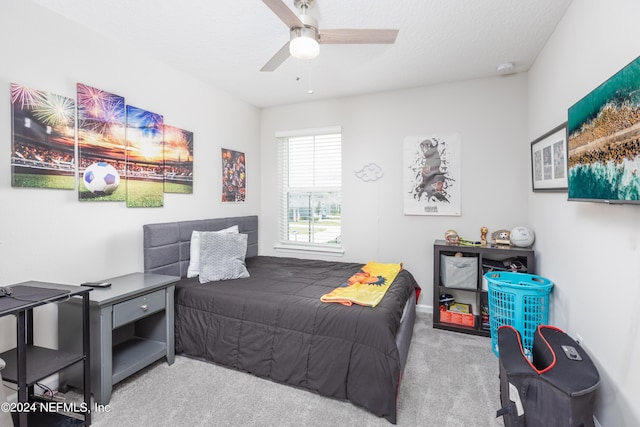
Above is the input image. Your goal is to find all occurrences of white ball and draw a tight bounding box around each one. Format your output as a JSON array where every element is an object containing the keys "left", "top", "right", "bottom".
[
  {"left": 510, "top": 226, "right": 535, "bottom": 247},
  {"left": 83, "top": 162, "right": 121, "bottom": 195}
]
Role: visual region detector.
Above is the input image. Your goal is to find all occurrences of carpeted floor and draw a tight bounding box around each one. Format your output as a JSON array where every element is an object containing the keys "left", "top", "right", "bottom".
[{"left": 81, "top": 312, "right": 504, "bottom": 426}]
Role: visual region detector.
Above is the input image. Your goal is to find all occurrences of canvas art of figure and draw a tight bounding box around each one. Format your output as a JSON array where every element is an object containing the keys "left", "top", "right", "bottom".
[
  {"left": 404, "top": 134, "right": 461, "bottom": 216},
  {"left": 410, "top": 138, "right": 451, "bottom": 202}
]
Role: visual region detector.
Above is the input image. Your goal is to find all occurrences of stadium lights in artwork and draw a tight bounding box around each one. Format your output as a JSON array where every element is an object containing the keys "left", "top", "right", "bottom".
[
  {"left": 10, "top": 83, "right": 76, "bottom": 190},
  {"left": 77, "top": 83, "right": 126, "bottom": 201},
  {"left": 164, "top": 125, "right": 194, "bottom": 194},
  {"left": 125, "top": 105, "right": 165, "bottom": 208},
  {"left": 9, "top": 82, "right": 195, "bottom": 207}
]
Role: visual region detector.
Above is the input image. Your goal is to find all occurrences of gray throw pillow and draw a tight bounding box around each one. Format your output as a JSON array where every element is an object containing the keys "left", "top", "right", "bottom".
[
  {"left": 199, "top": 232, "right": 250, "bottom": 283},
  {"left": 186, "top": 225, "right": 239, "bottom": 278}
]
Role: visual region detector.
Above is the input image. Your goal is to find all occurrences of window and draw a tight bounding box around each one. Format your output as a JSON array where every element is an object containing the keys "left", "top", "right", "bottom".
[{"left": 277, "top": 127, "right": 341, "bottom": 249}]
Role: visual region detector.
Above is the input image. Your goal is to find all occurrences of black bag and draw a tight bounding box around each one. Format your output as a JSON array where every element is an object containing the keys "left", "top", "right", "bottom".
[{"left": 497, "top": 325, "right": 600, "bottom": 427}]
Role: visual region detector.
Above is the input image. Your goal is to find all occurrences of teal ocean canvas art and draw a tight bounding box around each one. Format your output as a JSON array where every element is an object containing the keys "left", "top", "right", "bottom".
[{"left": 567, "top": 56, "right": 640, "bottom": 203}]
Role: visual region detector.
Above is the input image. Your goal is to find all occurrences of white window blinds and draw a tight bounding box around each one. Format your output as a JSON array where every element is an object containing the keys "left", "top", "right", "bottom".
[
  {"left": 277, "top": 129, "right": 342, "bottom": 247},
  {"left": 287, "top": 134, "right": 341, "bottom": 188}
]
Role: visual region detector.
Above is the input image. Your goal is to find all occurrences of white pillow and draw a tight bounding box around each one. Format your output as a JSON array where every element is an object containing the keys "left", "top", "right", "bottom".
[
  {"left": 186, "top": 225, "right": 238, "bottom": 277},
  {"left": 199, "top": 232, "right": 250, "bottom": 283}
]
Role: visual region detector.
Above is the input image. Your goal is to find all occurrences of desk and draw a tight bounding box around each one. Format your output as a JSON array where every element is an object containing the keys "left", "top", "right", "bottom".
[
  {"left": 0, "top": 282, "right": 91, "bottom": 427},
  {"left": 58, "top": 273, "right": 178, "bottom": 405}
]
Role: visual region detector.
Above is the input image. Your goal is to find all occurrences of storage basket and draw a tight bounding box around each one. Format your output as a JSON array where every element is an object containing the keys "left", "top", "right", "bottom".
[
  {"left": 485, "top": 271, "right": 553, "bottom": 357},
  {"left": 441, "top": 255, "right": 478, "bottom": 289}
]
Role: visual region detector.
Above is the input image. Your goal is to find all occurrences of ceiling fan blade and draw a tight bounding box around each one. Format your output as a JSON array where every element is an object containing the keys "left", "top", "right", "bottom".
[
  {"left": 260, "top": 41, "right": 291, "bottom": 72},
  {"left": 262, "top": 0, "right": 304, "bottom": 29},
  {"left": 318, "top": 29, "right": 399, "bottom": 44}
]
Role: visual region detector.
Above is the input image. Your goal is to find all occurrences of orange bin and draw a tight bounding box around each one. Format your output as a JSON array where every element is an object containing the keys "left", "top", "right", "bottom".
[{"left": 440, "top": 310, "right": 475, "bottom": 327}]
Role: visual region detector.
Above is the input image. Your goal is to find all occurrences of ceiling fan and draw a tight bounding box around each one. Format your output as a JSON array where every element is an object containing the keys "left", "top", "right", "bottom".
[{"left": 261, "top": 0, "right": 399, "bottom": 72}]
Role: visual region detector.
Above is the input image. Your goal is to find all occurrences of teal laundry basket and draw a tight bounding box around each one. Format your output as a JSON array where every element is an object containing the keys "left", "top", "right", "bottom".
[{"left": 485, "top": 271, "right": 553, "bottom": 357}]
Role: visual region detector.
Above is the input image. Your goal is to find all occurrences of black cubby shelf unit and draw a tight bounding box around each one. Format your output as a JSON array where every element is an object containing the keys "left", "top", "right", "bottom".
[{"left": 432, "top": 239, "right": 535, "bottom": 337}]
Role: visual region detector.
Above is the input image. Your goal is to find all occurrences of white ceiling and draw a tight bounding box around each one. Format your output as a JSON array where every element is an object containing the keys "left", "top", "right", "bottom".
[{"left": 33, "top": 0, "right": 572, "bottom": 108}]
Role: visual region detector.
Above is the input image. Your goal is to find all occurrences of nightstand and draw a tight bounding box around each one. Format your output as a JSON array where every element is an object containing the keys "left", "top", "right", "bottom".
[{"left": 58, "top": 273, "right": 179, "bottom": 405}]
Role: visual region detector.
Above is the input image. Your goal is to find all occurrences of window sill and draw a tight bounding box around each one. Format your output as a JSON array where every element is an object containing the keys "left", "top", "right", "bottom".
[{"left": 273, "top": 243, "right": 345, "bottom": 257}]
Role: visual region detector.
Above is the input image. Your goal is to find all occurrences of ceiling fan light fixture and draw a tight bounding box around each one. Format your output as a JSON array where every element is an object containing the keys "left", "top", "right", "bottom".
[
  {"left": 289, "top": 27, "right": 319, "bottom": 59},
  {"left": 260, "top": 0, "right": 398, "bottom": 72}
]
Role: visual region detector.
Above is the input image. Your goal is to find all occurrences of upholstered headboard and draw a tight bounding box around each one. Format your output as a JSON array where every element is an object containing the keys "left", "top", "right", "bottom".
[{"left": 143, "top": 215, "right": 258, "bottom": 277}]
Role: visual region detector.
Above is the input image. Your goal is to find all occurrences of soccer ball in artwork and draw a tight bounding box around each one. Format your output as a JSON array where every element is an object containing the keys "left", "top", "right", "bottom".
[
  {"left": 510, "top": 226, "right": 535, "bottom": 248},
  {"left": 83, "top": 162, "right": 121, "bottom": 195}
]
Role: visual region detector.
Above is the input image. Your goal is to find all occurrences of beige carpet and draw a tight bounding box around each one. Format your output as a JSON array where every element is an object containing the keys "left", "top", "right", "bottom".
[{"left": 81, "top": 312, "right": 504, "bottom": 426}]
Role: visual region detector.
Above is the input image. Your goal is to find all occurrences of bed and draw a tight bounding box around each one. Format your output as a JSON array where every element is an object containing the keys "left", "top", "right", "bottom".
[{"left": 143, "top": 215, "right": 419, "bottom": 423}]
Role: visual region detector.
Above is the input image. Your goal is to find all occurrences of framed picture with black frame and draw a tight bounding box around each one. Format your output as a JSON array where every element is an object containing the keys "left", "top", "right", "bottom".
[{"left": 530, "top": 122, "right": 568, "bottom": 192}]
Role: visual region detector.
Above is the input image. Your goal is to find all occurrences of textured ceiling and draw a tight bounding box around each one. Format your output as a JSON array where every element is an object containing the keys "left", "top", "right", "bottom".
[{"left": 32, "top": 0, "right": 572, "bottom": 108}]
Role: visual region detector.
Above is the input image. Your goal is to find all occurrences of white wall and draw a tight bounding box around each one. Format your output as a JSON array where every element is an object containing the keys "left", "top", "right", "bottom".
[
  {"left": 528, "top": 0, "right": 640, "bottom": 425},
  {"left": 0, "top": 0, "right": 260, "bottom": 352},
  {"left": 260, "top": 74, "right": 530, "bottom": 308}
]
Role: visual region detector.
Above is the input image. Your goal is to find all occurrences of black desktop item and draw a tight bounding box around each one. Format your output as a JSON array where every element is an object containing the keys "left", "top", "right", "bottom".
[
  {"left": 0, "top": 286, "right": 69, "bottom": 312},
  {"left": 81, "top": 281, "right": 112, "bottom": 288}
]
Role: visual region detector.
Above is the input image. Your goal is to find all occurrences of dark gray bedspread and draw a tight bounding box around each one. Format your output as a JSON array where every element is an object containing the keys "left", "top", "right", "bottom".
[{"left": 174, "top": 256, "right": 419, "bottom": 423}]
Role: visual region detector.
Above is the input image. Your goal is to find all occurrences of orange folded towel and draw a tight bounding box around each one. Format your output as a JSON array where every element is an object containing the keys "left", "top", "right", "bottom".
[{"left": 320, "top": 261, "right": 402, "bottom": 307}]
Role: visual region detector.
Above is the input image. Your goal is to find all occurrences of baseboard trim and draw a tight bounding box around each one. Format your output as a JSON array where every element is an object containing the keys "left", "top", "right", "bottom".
[{"left": 416, "top": 303, "right": 432, "bottom": 314}]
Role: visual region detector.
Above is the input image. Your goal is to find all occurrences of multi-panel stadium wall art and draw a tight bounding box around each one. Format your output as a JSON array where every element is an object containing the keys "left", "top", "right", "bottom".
[
  {"left": 77, "top": 83, "right": 126, "bottom": 201},
  {"left": 125, "top": 105, "right": 165, "bottom": 207},
  {"left": 164, "top": 125, "right": 194, "bottom": 195},
  {"left": 10, "top": 82, "right": 194, "bottom": 208},
  {"left": 10, "top": 84, "right": 76, "bottom": 190}
]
